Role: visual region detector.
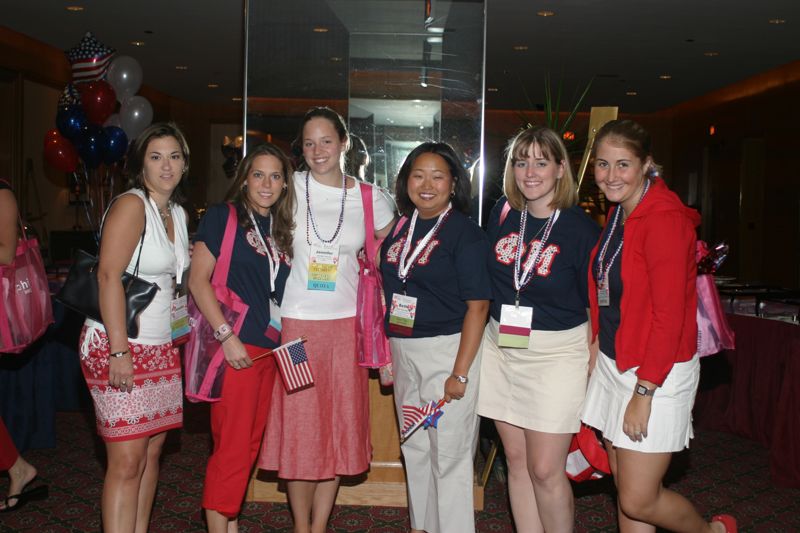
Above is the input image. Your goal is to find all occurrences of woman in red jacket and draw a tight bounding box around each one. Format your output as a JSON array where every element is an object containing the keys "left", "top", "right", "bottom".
[{"left": 581, "top": 120, "right": 736, "bottom": 533}]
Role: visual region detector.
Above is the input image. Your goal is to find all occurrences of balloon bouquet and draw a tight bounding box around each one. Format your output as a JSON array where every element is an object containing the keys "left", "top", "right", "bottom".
[{"left": 44, "top": 32, "right": 153, "bottom": 236}]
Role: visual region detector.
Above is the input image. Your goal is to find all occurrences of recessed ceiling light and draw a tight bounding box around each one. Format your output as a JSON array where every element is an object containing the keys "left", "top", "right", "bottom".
[
  {"left": 66, "top": 6, "right": 84, "bottom": 12},
  {"left": 426, "top": 36, "right": 443, "bottom": 44},
  {"left": 329, "top": 56, "right": 343, "bottom": 62},
  {"left": 704, "top": 51, "right": 720, "bottom": 57},
  {"left": 130, "top": 41, "right": 145, "bottom": 47},
  {"left": 426, "top": 26, "right": 445, "bottom": 33},
  {"left": 659, "top": 74, "right": 672, "bottom": 80},
  {"left": 537, "top": 10, "right": 555, "bottom": 17},
  {"left": 768, "top": 18, "right": 786, "bottom": 24},
  {"left": 313, "top": 27, "right": 329, "bottom": 33},
  {"left": 626, "top": 91, "right": 638, "bottom": 96},
  {"left": 175, "top": 65, "right": 188, "bottom": 70},
  {"left": 207, "top": 83, "right": 219, "bottom": 89},
  {"left": 512, "top": 45, "right": 529, "bottom": 51},
  {"left": 232, "top": 97, "right": 242, "bottom": 102},
  {"left": 487, "top": 87, "right": 499, "bottom": 92}
]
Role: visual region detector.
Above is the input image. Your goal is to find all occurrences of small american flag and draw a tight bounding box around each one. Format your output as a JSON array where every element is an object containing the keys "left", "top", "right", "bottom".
[
  {"left": 274, "top": 339, "right": 314, "bottom": 393},
  {"left": 400, "top": 399, "right": 445, "bottom": 441},
  {"left": 66, "top": 32, "right": 115, "bottom": 83}
]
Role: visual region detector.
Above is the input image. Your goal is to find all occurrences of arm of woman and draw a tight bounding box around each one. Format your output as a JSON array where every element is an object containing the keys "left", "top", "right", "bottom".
[
  {"left": 0, "top": 189, "right": 19, "bottom": 265},
  {"left": 187, "top": 241, "right": 252, "bottom": 369},
  {"left": 96, "top": 196, "right": 145, "bottom": 393},
  {"left": 444, "top": 299, "right": 490, "bottom": 402}
]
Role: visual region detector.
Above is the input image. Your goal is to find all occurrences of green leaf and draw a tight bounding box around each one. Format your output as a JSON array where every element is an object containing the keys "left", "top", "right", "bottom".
[{"left": 561, "top": 76, "right": 595, "bottom": 133}]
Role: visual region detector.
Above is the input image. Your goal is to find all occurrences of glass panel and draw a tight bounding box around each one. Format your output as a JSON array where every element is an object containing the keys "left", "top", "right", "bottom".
[{"left": 245, "top": 0, "right": 486, "bottom": 222}]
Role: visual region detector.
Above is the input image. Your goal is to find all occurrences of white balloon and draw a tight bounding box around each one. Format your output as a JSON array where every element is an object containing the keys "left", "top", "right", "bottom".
[
  {"left": 107, "top": 55, "right": 143, "bottom": 103},
  {"left": 120, "top": 96, "right": 153, "bottom": 140}
]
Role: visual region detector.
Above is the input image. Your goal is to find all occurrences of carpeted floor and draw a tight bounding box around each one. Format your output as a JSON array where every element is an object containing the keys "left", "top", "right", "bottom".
[{"left": 1, "top": 403, "right": 798, "bottom": 532}]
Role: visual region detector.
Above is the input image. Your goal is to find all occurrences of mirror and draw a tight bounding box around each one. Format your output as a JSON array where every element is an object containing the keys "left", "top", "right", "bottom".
[{"left": 245, "top": 0, "right": 487, "bottom": 221}]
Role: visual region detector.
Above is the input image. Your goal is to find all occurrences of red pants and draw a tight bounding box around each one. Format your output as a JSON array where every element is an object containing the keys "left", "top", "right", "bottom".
[
  {"left": 202, "top": 344, "right": 277, "bottom": 518},
  {"left": 0, "top": 418, "right": 19, "bottom": 470}
]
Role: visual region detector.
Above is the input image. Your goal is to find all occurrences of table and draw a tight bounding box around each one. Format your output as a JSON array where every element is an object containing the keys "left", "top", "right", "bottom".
[{"left": 693, "top": 314, "right": 800, "bottom": 488}]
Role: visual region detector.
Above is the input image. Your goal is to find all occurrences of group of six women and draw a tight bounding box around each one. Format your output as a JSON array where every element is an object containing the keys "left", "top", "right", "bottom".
[{"left": 78, "top": 108, "right": 735, "bottom": 533}]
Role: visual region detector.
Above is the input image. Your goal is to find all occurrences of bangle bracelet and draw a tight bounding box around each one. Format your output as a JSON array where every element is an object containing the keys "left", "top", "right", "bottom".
[
  {"left": 109, "top": 349, "right": 129, "bottom": 358},
  {"left": 218, "top": 331, "right": 234, "bottom": 343}
]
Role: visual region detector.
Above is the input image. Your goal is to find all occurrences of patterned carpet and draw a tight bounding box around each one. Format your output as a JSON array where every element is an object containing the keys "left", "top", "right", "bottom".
[{"left": 1, "top": 404, "right": 798, "bottom": 532}]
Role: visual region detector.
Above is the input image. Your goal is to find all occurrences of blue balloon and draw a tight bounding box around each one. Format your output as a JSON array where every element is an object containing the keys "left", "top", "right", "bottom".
[
  {"left": 77, "top": 124, "right": 108, "bottom": 169},
  {"left": 55, "top": 105, "right": 87, "bottom": 143},
  {"left": 102, "top": 126, "right": 129, "bottom": 165}
]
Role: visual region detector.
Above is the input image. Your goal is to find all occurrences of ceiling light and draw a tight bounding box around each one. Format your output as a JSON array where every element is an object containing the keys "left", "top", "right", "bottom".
[
  {"left": 659, "top": 74, "right": 672, "bottom": 80},
  {"left": 329, "top": 56, "right": 343, "bottom": 62},
  {"left": 232, "top": 97, "right": 242, "bottom": 102},
  {"left": 626, "top": 91, "right": 638, "bottom": 96},
  {"left": 426, "top": 26, "right": 445, "bottom": 33},
  {"left": 175, "top": 65, "right": 188, "bottom": 70},
  {"left": 130, "top": 41, "right": 145, "bottom": 47},
  {"left": 426, "top": 36, "right": 443, "bottom": 44},
  {"left": 512, "top": 45, "right": 529, "bottom": 51},
  {"left": 420, "top": 81, "right": 428, "bottom": 88},
  {"left": 313, "top": 27, "right": 329, "bottom": 33},
  {"left": 704, "top": 51, "right": 719, "bottom": 57},
  {"left": 709, "top": 125, "right": 716, "bottom": 135},
  {"left": 768, "top": 18, "right": 786, "bottom": 24},
  {"left": 537, "top": 10, "right": 555, "bottom": 17},
  {"left": 65, "top": 6, "right": 84, "bottom": 11},
  {"left": 207, "top": 83, "right": 219, "bottom": 89},
  {"left": 487, "top": 87, "right": 499, "bottom": 92}
]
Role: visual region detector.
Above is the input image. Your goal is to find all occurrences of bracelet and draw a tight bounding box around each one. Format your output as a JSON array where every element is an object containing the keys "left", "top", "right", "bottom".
[
  {"left": 218, "top": 331, "right": 234, "bottom": 343},
  {"left": 451, "top": 374, "right": 469, "bottom": 384},
  {"left": 213, "top": 323, "right": 233, "bottom": 341},
  {"left": 109, "top": 349, "right": 130, "bottom": 358}
]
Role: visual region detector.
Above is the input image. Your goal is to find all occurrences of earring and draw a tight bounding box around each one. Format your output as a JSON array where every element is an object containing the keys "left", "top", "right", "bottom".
[
  {"left": 282, "top": 184, "right": 288, "bottom": 190},
  {"left": 450, "top": 190, "right": 455, "bottom": 198}
]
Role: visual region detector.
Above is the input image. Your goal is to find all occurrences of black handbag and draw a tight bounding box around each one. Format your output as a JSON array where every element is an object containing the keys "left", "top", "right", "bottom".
[{"left": 56, "top": 216, "right": 160, "bottom": 339}]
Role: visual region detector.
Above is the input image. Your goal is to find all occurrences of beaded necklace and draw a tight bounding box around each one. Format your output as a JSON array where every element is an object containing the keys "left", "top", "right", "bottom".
[
  {"left": 305, "top": 170, "right": 347, "bottom": 245},
  {"left": 596, "top": 178, "right": 651, "bottom": 285},
  {"left": 397, "top": 204, "right": 452, "bottom": 289},
  {"left": 513, "top": 208, "right": 559, "bottom": 304},
  {"left": 248, "top": 209, "right": 280, "bottom": 295}
]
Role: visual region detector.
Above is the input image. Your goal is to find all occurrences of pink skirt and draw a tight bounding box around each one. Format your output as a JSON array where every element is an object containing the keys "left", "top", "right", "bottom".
[
  {"left": 258, "top": 317, "right": 371, "bottom": 480},
  {"left": 80, "top": 326, "right": 183, "bottom": 442}
]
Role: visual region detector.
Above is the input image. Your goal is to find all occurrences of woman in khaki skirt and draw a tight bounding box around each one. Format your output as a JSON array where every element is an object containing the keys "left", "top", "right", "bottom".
[{"left": 477, "top": 126, "right": 600, "bottom": 533}]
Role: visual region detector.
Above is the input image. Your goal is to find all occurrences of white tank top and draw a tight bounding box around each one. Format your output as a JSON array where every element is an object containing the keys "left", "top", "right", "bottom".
[{"left": 83, "top": 188, "right": 190, "bottom": 346}]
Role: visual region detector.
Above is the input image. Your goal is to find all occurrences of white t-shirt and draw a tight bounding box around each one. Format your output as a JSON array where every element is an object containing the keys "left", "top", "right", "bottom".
[
  {"left": 83, "top": 189, "right": 190, "bottom": 345},
  {"left": 282, "top": 171, "right": 395, "bottom": 320}
]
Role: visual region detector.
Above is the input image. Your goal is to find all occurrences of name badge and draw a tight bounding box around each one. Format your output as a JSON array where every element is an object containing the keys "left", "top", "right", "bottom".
[
  {"left": 307, "top": 244, "right": 339, "bottom": 291},
  {"left": 389, "top": 293, "right": 417, "bottom": 336},
  {"left": 498, "top": 304, "right": 533, "bottom": 348},
  {"left": 597, "top": 282, "right": 610, "bottom": 307},
  {"left": 170, "top": 295, "right": 190, "bottom": 345},
  {"left": 265, "top": 298, "right": 282, "bottom": 344}
]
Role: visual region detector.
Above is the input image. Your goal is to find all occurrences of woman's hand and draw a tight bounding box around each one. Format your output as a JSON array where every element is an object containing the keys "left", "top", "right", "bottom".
[
  {"left": 623, "top": 393, "right": 652, "bottom": 442},
  {"left": 443, "top": 376, "right": 466, "bottom": 402},
  {"left": 108, "top": 352, "right": 135, "bottom": 393},
  {"left": 222, "top": 335, "right": 252, "bottom": 370}
]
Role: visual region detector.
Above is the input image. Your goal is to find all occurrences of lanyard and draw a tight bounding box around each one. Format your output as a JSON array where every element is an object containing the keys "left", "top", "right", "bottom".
[
  {"left": 513, "top": 209, "right": 559, "bottom": 304},
  {"left": 596, "top": 179, "right": 651, "bottom": 286},
  {"left": 305, "top": 170, "right": 347, "bottom": 245},
  {"left": 247, "top": 210, "right": 280, "bottom": 295},
  {"left": 397, "top": 204, "right": 452, "bottom": 285}
]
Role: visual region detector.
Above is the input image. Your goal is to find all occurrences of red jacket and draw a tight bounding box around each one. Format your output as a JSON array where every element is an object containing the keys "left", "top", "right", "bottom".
[{"left": 588, "top": 178, "right": 700, "bottom": 386}]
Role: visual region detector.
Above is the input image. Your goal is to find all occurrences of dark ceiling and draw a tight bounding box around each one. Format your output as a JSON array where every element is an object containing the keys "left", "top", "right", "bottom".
[{"left": 3, "top": 0, "right": 799, "bottom": 114}]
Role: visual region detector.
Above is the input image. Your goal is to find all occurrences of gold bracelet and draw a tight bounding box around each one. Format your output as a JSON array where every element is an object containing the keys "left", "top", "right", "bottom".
[{"left": 109, "top": 349, "right": 130, "bottom": 358}]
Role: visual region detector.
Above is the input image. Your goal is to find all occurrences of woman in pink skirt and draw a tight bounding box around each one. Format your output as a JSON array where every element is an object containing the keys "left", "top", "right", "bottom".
[{"left": 79, "top": 123, "right": 191, "bottom": 533}]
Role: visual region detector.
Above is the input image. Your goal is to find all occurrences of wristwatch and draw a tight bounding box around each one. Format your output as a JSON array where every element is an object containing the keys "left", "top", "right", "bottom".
[
  {"left": 451, "top": 374, "right": 469, "bottom": 384},
  {"left": 635, "top": 384, "right": 655, "bottom": 397},
  {"left": 213, "top": 323, "right": 233, "bottom": 341}
]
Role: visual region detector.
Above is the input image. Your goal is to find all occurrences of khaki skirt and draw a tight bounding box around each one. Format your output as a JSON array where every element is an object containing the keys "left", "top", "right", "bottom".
[{"left": 477, "top": 319, "right": 589, "bottom": 434}]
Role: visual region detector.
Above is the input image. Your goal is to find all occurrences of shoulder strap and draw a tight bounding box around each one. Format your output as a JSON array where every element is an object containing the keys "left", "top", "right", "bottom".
[
  {"left": 359, "top": 182, "right": 378, "bottom": 267},
  {"left": 392, "top": 216, "right": 409, "bottom": 238},
  {"left": 212, "top": 203, "right": 239, "bottom": 285},
  {"left": 499, "top": 198, "right": 511, "bottom": 226},
  {"left": 99, "top": 192, "right": 146, "bottom": 275}
]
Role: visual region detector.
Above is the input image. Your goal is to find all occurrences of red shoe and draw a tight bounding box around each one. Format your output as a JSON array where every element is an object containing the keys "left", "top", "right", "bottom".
[{"left": 712, "top": 514, "right": 737, "bottom": 533}]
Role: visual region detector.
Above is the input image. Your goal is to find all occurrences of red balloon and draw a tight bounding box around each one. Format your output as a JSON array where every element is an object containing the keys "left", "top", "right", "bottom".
[
  {"left": 79, "top": 80, "right": 117, "bottom": 125},
  {"left": 43, "top": 130, "right": 79, "bottom": 173}
]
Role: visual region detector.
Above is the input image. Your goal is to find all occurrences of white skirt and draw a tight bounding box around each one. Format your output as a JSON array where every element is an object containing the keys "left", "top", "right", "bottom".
[
  {"left": 477, "top": 319, "right": 589, "bottom": 434},
  {"left": 581, "top": 351, "right": 700, "bottom": 453}
]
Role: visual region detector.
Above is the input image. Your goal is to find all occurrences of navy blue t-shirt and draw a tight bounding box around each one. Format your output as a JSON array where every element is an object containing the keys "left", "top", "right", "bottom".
[
  {"left": 593, "top": 219, "right": 624, "bottom": 359},
  {"left": 487, "top": 199, "right": 600, "bottom": 331},
  {"left": 194, "top": 203, "right": 290, "bottom": 349},
  {"left": 380, "top": 210, "right": 491, "bottom": 338}
]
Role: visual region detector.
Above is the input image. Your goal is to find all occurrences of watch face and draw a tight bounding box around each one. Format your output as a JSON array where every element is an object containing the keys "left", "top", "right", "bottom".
[{"left": 636, "top": 385, "right": 647, "bottom": 395}]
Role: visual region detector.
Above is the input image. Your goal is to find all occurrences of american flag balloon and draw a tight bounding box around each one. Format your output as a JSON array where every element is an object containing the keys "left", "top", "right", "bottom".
[
  {"left": 65, "top": 32, "right": 115, "bottom": 84},
  {"left": 58, "top": 83, "right": 82, "bottom": 107}
]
